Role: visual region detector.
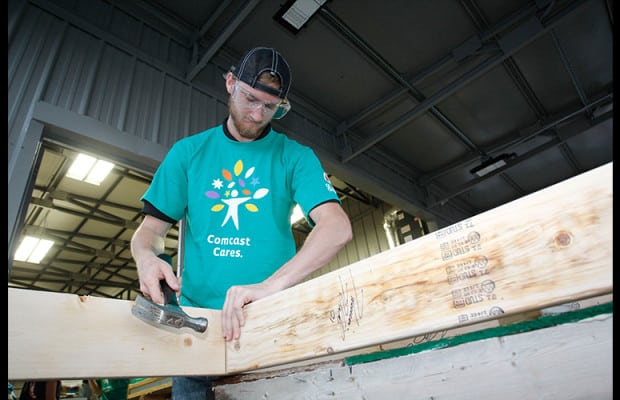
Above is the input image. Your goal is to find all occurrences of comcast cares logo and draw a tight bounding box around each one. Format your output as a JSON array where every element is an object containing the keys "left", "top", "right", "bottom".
[{"left": 204, "top": 160, "right": 269, "bottom": 230}]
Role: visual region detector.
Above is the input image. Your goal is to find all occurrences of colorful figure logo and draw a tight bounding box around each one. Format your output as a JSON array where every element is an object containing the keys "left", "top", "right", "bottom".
[{"left": 204, "top": 160, "right": 269, "bottom": 229}]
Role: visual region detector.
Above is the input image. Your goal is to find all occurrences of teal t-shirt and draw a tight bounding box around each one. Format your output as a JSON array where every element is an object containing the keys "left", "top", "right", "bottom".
[
  {"left": 142, "top": 125, "right": 340, "bottom": 309},
  {"left": 96, "top": 379, "right": 129, "bottom": 400}
]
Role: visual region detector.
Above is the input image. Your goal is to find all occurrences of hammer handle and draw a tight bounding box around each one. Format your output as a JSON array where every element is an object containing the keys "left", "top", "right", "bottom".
[
  {"left": 158, "top": 253, "right": 179, "bottom": 306},
  {"left": 160, "top": 280, "right": 179, "bottom": 306}
]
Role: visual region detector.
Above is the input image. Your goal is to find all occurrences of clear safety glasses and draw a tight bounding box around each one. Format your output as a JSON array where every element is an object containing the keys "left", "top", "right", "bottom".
[{"left": 232, "top": 81, "right": 291, "bottom": 120}]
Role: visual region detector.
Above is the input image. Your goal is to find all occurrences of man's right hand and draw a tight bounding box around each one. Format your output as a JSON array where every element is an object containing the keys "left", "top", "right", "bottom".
[
  {"left": 136, "top": 253, "right": 180, "bottom": 304},
  {"left": 131, "top": 215, "right": 177, "bottom": 304}
]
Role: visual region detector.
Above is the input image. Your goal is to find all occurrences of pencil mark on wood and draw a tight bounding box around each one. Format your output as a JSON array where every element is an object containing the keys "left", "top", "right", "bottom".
[
  {"left": 329, "top": 270, "right": 364, "bottom": 340},
  {"left": 388, "top": 329, "right": 449, "bottom": 347}
]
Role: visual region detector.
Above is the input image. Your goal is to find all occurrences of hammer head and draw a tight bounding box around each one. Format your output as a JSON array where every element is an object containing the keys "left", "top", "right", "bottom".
[
  {"left": 131, "top": 253, "right": 208, "bottom": 333},
  {"left": 131, "top": 294, "right": 208, "bottom": 333}
]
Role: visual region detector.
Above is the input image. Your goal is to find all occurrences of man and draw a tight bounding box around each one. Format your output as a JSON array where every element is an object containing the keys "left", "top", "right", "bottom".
[{"left": 131, "top": 46, "right": 353, "bottom": 399}]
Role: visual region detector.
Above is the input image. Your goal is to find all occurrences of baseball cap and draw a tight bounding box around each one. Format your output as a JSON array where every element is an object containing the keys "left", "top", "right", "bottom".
[{"left": 230, "top": 47, "right": 292, "bottom": 100}]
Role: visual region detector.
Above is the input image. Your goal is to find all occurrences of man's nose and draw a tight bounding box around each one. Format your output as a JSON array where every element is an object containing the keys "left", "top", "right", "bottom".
[{"left": 248, "top": 105, "right": 266, "bottom": 119}]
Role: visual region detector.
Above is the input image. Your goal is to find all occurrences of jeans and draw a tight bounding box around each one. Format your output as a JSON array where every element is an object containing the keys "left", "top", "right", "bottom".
[{"left": 172, "top": 376, "right": 214, "bottom": 400}]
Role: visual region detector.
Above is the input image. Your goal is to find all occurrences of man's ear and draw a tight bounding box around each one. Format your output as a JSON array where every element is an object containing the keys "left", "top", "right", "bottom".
[{"left": 225, "top": 72, "right": 236, "bottom": 94}]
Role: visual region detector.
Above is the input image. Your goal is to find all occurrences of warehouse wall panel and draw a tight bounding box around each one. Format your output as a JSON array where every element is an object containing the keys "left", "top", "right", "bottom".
[
  {"left": 41, "top": 26, "right": 101, "bottom": 113},
  {"left": 8, "top": 5, "right": 65, "bottom": 177},
  {"left": 85, "top": 45, "right": 136, "bottom": 129}
]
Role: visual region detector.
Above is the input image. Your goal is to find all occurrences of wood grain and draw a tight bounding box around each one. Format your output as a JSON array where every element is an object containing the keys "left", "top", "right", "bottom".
[
  {"left": 8, "top": 289, "right": 224, "bottom": 380},
  {"left": 226, "top": 162, "right": 612, "bottom": 372}
]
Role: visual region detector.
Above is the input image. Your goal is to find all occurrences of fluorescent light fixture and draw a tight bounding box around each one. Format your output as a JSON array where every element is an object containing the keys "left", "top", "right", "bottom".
[
  {"left": 290, "top": 204, "right": 305, "bottom": 224},
  {"left": 87, "top": 159, "right": 114, "bottom": 184},
  {"left": 14, "top": 235, "right": 54, "bottom": 263},
  {"left": 274, "top": 0, "right": 328, "bottom": 33},
  {"left": 66, "top": 153, "right": 114, "bottom": 185},
  {"left": 470, "top": 153, "right": 516, "bottom": 177}
]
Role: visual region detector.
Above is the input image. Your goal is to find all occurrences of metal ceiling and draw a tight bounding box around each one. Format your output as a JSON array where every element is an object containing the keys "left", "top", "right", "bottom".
[{"left": 8, "top": 0, "right": 613, "bottom": 299}]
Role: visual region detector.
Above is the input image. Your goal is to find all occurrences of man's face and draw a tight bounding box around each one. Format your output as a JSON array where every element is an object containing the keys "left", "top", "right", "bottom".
[{"left": 227, "top": 76, "right": 282, "bottom": 140}]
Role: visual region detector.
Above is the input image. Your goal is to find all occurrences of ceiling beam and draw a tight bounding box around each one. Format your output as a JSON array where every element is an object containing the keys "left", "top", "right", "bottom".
[
  {"left": 320, "top": 7, "right": 482, "bottom": 154},
  {"left": 426, "top": 107, "right": 612, "bottom": 209},
  {"left": 186, "top": 0, "right": 261, "bottom": 82},
  {"left": 340, "top": 0, "right": 588, "bottom": 163},
  {"left": 419, "top": 89, "right": 613, "bottom": 186}
]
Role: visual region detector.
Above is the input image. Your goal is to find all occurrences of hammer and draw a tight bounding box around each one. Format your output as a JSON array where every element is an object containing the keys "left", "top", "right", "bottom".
[{"left": 131, "top": 253, "right": 208, "bottom": 333}]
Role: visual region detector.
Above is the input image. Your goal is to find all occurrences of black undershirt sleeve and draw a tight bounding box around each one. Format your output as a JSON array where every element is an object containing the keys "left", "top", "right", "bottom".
[{"left": 142, "top": 199, "right": 177, "bottom": 224}]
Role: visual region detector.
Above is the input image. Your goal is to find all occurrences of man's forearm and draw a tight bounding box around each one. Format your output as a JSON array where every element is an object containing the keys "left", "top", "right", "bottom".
[
  {"left": 265, "top": 214, "right": 352, "bottom": 290},
  {"left": 130, "top": 218, "right": 170, "bottom": 262}
]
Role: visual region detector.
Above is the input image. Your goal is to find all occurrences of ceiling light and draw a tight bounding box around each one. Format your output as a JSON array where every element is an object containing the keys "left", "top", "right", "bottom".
[
  {"left": 66, "top": 153, "right": 115, "bottom": 185},
  {"left": 14, "top": 235, "right": 54, "bottom": 263},
  {"left": 470, "top": 153, "right": 516, "bottom": 177},
  {"left": 274, "top": 0, "right": 328, "bottom": 33},
  {"left": 290, "top": 204, "right": 305, "bottom": 225}
]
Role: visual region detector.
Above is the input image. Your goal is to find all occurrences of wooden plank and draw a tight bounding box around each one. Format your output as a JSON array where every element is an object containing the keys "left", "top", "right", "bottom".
[
  {"left": 215, "top": 313, "right": 613, "bottom": 399},
  {"left": 225, "top": 162, "right": 612, "bottom": 372},
  {"left": 8, "top": 163, "right": 613, "bottom": 380},
  {"left": 7, "top": 289, "right": 224, "bottom": 380}
]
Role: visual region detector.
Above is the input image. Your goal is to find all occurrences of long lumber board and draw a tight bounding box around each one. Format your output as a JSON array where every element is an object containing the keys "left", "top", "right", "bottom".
[
  {"left": 8, "top": 289, "right": 224, "bottom": 380},
  {"left": 215, "top": 312, "right": 613, "bottom": 399},
  {"left": 7, "top": 162, "right": 613, "bottom": 380},
  {"left": 225, "top": 162, "right": 612, "bottom": 372}
]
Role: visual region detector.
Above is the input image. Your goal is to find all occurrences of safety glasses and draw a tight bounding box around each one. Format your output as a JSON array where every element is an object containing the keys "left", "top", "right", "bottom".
[{"left": 232, "top": 81, "right": 291, "bottom": 120}]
